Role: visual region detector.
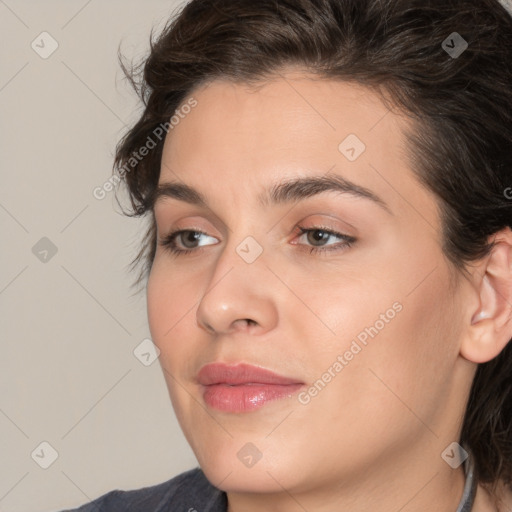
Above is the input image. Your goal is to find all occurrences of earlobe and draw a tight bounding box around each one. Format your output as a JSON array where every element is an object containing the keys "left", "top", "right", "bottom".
[{"left": 461, "top": 228, "right": 512, "bottom": 364}]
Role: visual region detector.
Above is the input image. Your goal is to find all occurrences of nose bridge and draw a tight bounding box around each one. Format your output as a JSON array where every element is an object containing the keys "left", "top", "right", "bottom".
[
  {"left": 210, "top": 207, "right": 268, "bottom": 281},
  {"left": 195, "top": 225, "right": 276, "bottom": 335}
]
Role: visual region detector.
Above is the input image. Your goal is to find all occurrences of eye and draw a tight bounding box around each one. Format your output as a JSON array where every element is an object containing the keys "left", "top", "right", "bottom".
[
  {"left": 293, "top": 226, "right": 356, "bottom": 254},
  {"left": 158, "top": 229, "right": 218, "bottom": 256},
  {"left": 158, "top": 226, "right": 357, "bottom": 257}
]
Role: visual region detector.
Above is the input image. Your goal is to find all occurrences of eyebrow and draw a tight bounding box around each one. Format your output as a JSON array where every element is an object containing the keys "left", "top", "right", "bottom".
[{"left": 151, "top": 174, "right": 392, "bottom": 214}]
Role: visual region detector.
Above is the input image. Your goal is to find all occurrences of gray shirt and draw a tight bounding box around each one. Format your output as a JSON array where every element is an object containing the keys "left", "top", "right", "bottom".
[
  {"left": 60, "top": 450, "right": 476, "bottom": 512},
  {"left": 59, "top": 468, "right": 226, "bottom": 512}
]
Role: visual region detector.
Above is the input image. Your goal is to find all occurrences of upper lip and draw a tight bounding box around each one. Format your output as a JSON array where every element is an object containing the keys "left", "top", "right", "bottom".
[{"left": 197, "top": 362, "right": 303, "bottom": 386}]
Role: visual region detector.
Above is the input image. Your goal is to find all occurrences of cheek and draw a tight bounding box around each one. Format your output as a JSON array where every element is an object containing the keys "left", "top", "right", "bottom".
[
  {"left": 362, "top": 274, "right": 455, "bottom": 415},
  {"left": 147, "top": 267, "right": 171, "bottom": 343},
  {"left": 303, "top": 252, "right": 458, "bottom": 424},
  {"left": 146, "top": 263, "right": 200, "bottom": 423},
  {"left": 146, "top": 260, "right": 199, "bottom": 359}
]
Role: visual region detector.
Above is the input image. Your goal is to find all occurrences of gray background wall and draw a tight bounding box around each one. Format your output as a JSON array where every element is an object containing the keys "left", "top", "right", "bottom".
[{"left": 0, "top": 1, "right": 197, "bottom": 511}]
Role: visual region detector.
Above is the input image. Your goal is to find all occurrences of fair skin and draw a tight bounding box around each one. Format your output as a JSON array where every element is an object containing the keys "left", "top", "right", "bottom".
[{"left": 146, "top": 69, "right": 512, "bottom": 512}]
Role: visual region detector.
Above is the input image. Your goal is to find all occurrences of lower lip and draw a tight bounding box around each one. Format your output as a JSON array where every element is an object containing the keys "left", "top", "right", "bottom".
[{"left": 202, "top": 383, "right": 303, "bottom": 413}]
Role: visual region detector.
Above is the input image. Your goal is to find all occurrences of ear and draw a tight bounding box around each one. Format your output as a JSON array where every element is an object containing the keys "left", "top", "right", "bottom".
[{"left": 460, "top": 227, "right": 512, "bottom": 364}]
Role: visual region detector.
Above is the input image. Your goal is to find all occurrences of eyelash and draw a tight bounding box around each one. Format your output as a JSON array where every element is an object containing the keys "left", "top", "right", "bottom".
[{"left": 158, "top": 226, "right": 356, "bottom": 257}]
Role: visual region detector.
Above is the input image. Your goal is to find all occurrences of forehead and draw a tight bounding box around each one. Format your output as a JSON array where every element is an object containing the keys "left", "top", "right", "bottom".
[
  {"left": 158, "top": 71, "right": 436, "bottom": 226},
  {"left": 165, "top": 72, "right": 399, "bottom": 156}
]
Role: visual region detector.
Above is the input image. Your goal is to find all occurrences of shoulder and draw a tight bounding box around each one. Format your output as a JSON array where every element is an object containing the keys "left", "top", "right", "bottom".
[{"left": 58, "top": 467, "right": 227, "bottom": 512}]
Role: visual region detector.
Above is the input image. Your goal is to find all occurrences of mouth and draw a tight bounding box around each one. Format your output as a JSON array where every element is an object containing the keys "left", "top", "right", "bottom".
[{"left": 197, "top": 362, "right": 305, "bottom": 413}]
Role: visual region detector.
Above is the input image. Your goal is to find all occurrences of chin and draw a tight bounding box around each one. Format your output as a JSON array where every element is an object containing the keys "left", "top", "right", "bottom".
[
  {"left": 200, "top": 458, "right": 295, "bottom": 494},
  {"left": 190, "top": 436, "right": 299, "bottom": 493}
]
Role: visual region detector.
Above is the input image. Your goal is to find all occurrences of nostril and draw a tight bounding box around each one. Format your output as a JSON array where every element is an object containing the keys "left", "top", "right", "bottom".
[
  {"left": 202, "top": 321, "right": 215, "bottom": 333},
  {"left": 232, "top": 319, "right": 256, "bottom": 330}
]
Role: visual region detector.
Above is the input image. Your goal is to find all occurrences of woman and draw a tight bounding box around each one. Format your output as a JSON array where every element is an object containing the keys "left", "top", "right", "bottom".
[{"left": 63, "top": 0, "right": 512, "bottom": 510}]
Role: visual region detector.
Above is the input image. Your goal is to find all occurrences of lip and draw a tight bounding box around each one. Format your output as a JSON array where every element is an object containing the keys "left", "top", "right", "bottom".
[{"left": 198, "top": 362, "right": 304, "bottom": 413}]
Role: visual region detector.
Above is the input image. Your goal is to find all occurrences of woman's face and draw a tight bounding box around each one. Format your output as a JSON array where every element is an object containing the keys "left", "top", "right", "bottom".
[{"left": 147, "top": 71, "right": 472, "bottom": 496}]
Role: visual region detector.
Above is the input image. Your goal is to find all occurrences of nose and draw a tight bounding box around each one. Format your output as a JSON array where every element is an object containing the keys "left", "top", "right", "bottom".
[{"left": 195, "top": 243, "right": 278, "bottom": 337}]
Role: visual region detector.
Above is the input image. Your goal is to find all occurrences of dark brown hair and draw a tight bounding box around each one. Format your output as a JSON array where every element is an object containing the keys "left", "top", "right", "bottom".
[{"left": 113, "top": 0, "right": 512, "bottom": 493}]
